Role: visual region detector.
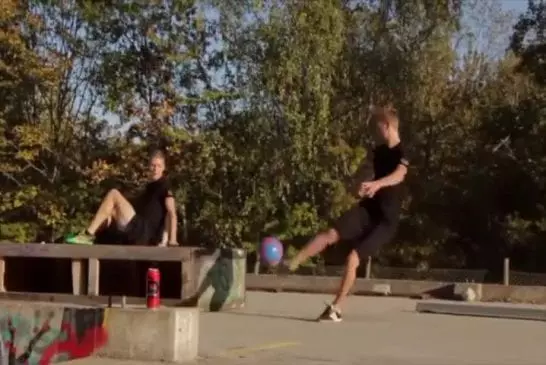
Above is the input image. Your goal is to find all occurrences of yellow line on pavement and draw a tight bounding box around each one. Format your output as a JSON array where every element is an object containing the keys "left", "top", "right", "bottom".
[{"left": 220, "top": 341, "right": 301, "bottom": 357}]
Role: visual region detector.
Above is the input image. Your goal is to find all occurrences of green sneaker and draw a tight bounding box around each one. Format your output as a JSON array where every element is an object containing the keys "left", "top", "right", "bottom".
[{"left": 65, "top": 232, "right": 94, "bottom": 245}]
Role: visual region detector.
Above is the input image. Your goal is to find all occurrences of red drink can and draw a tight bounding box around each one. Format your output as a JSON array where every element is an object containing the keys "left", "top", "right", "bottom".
[{"left": 146, "top": 267, "right": 160, "bottom": 309}]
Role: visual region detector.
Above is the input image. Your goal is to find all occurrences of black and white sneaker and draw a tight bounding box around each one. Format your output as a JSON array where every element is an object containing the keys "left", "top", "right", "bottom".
[{"left": 317, "top": 304, "right": 342, "bottom": 322}]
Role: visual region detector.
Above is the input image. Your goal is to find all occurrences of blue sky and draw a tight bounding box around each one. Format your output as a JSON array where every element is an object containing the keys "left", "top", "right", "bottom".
[{"left": 501, "top": 0, "right": 529, "bottom": 13}]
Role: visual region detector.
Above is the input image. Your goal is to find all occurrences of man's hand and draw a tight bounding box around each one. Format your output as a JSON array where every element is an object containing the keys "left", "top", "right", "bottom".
[{"left": 358, "top": 181, "right": 382, "bottom": 198}]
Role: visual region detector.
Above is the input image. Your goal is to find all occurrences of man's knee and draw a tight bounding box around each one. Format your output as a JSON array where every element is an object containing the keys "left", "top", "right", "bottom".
[
  {"left": 107, "top": 188, "right": 121, "bottom": 200},
  {"left": 322, "top": 228, "right": 340, "bottom": 246},
  {"left": 346, "top": 250, "right": 360, "bottom": 269}
]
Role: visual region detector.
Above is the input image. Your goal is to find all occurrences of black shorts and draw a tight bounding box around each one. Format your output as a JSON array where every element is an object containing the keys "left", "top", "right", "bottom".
[
  {"left": 332, "top": 200, "right": 397, "bottom": 259},
  {"left": 124, "top": 215, "right": 152, "bottom": 245}
]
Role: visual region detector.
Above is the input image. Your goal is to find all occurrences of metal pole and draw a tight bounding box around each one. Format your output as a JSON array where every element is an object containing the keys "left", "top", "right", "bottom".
[
  {"left": 503, "top": 257, "right": 510, "bottom": 286},
  {"left": 365, "top": 256, "right": 372, "bottom": 279}
]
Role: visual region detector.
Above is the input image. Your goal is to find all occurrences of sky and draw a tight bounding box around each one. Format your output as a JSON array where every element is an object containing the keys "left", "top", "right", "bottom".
[{"left": 501, "top": 0, "right": 529, "bottom": 13}]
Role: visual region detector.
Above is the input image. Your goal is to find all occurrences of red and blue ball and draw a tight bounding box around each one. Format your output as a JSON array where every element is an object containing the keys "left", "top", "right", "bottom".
[{"left": 259, "top": 236, "right": 284, "bottom": 266}]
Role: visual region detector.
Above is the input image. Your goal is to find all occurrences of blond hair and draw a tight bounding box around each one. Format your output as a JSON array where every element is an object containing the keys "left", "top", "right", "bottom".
[
  {"left": 371, "top": 104, "right": 399, "bottom": 129},
  {"left": 150, "top": 149, "right": 166, "bottom": 162}
]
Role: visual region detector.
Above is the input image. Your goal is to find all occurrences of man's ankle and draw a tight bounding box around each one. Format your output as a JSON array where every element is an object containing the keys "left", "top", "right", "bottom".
[{"left": 288, "top": 259, "right": 299, "bottom": 271}]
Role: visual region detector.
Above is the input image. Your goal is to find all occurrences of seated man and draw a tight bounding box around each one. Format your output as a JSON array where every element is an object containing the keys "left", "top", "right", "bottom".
[{"left": 67, "top": 150, "right": 178, "bottom": 246}]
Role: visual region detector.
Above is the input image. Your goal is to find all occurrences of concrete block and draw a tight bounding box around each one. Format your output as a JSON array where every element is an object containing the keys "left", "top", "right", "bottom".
[
  {"left": 98, "top": 307, "right": 199, "bottom": 363},
  {"left": 0, "top": 331, "right": 7, "bottom": 365},
  {"left": 453, "top": 282, "right": 482, "bottom": 301},
  {"left": 416, "top": 300, "right": 546, "bottom": 322},
  {"left": 371, "top": 283, "right": 391, "bottom": 296},
  {"left": 0, "top": 301, "right": 108, "bottom": 364}
]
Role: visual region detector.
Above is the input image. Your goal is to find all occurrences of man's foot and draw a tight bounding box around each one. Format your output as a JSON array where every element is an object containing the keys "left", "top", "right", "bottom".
[
  {"left": 277, "top": 259, "right": 298, "bottom": 275},
  {"left": 65, "top": 232, "right": 94, "bottom": 245},
  {"left": 317, "top": 304, "right": 342, "bottom": 322},
  {"left": 288, "top": 259, "right": 299, "bottom": 272}
]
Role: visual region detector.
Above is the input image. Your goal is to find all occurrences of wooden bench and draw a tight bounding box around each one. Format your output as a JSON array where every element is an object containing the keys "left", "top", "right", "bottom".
[{"left": 0, "top": 243, "right": 203, "bottom": 301}]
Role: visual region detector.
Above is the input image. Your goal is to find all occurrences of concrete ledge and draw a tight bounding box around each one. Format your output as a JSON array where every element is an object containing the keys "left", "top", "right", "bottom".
[
  {"left": 453, "top": 282, "right": 482, "bottom": 301},
  {"left": 479, "top": 284, "right": 546, "bottom": 304},
  {"left": 246, "top": 274, "right": 454, "bottom": 298},
  {"left": 416, "top": 300, "right": 546, "bottom": 321},
  {"left": 98, "top": 306, "right": 199, "bottom": 363},
  {"left": 246, "top": 274, "right": 546, "bottom": 303}
]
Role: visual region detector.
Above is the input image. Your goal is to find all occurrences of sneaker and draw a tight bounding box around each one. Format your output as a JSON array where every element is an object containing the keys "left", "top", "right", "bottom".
[
  {"left": 317, "top": 304, "right": 342, "bottom": 322},
  {"left": 65, "top": 232, "right": 94, "bottom": 245}
]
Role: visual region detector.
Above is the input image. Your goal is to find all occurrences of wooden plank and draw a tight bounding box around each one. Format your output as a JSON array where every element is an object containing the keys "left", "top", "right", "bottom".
[
  {"left": 0, "top": 258, "right": 5, "bottom": 292},
  {"left": 87, "top": 258, "right": 100, "bottom": 296},
  {"left": 71, "top": 259, "right": 86, "bottom": 295},
  {"left": 0, "top": 243, "right": 201, "bottom": 261}
]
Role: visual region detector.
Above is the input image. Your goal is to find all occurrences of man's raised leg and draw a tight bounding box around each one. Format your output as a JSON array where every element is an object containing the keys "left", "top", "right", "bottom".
[
  {"left": 66, "top": 189, "right": 135, "bottom": 244},
  {"left": 87, "top": 189, "right": 135, "bottom": 234},
  {"left": 288, "top": 228, "right": 340, "bottom": 271}
]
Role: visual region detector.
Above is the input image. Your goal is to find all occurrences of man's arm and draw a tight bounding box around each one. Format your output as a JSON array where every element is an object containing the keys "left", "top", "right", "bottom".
[
  {"left": 165, "top": 196, "right": 178, "bottom": 245},
  {"left": 375, "top": 163, "right": 408, "bottom": 188},
  {"left": 360, "top": 155, "right": 409, "bottom": 198}
]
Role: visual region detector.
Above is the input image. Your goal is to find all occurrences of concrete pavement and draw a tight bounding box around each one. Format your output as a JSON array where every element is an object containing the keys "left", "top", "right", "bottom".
[{"left": 70, "top": 291, "right": 546, "bottom": 365}]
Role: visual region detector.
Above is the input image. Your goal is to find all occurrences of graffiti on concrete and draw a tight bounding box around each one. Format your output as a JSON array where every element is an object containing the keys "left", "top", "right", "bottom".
[
  {"left": 195, "top": 249, "right": 246, "bottom": 311},
  {"left": 0, "top": 306, "right": 108, "bottom": 365}
]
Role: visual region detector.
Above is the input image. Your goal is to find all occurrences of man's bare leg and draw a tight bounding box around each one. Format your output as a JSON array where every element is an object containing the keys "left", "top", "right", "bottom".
[
  {"left": 87, "top": 189, "right": 135, "bottom": 234},
  {"left": 288, "top": 228, "right": 340, "bottom": 271},
  {"left": 66, "top": 189, "right": 135, "bottom": 244},
  {"left": 332, "top": 250, "right": 360, "bottom": 309},
  {"left": 316, "top": 250, "right": 360, "bottom": 322}
]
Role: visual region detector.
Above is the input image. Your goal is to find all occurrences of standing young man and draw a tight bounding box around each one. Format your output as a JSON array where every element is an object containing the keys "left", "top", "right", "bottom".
[{"left": 287, "top": 105, "right": 409, "bottom": 322}]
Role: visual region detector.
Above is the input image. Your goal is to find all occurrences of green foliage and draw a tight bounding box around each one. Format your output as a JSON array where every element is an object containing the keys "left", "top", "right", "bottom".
[
  {"left": 1, "top": 0, "right": 545, "bottom": 272},
  {"left": 0, "top": 222, "right": 38, "bottom": 243}
]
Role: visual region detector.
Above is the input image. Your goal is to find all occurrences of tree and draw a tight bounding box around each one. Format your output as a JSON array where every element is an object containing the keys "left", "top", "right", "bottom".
[{"left": 511, "top": 0, "right": 545, "bottom": 85}]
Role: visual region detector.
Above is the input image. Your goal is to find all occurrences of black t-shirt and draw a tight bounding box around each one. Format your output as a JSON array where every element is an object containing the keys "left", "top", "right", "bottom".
[
  {"left": 134, "top": 177, "right": 172, "bottom": 242},
  {"left": 373, "top": 143, "right": 408, "bottom": 179},
  {"left": 367, "top": 143, "right": 409, "bottom": 222}
]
